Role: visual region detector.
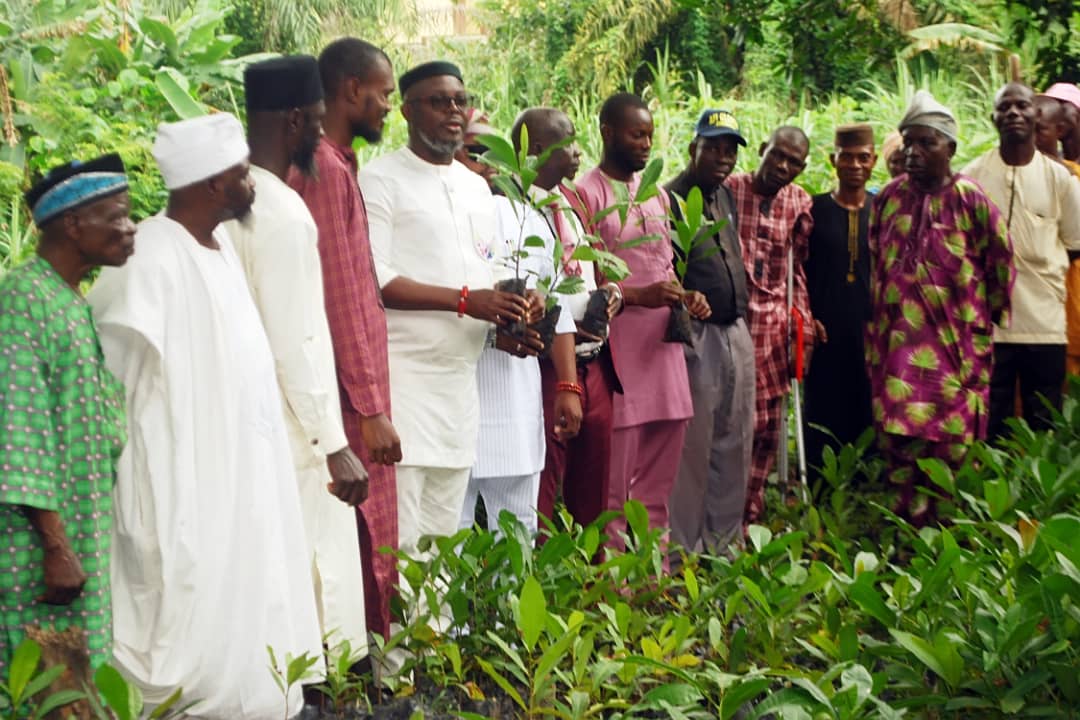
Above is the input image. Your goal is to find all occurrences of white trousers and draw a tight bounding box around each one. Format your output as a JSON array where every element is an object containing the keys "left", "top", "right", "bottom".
[
  {"left": 297, "top": 463, "right": 368, "bottom": 659},
  {"left": 458, "top": 472, "right": 542, "bottom": 534}
]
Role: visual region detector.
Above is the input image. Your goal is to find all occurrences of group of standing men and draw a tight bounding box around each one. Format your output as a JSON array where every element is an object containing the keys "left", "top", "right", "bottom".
[{"left": 3, "top": 29, "right": 1080, "bottom": 717}]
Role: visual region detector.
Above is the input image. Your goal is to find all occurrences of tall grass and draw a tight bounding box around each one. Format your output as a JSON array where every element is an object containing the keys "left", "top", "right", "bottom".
[{"left": 358, "top": 46, "right": 1001, "bottom": 196}]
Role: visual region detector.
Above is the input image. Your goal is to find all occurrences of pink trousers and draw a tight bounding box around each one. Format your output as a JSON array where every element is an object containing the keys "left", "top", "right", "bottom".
[{"left": 606, "top": 419, "right": 689, "bottom": 549}]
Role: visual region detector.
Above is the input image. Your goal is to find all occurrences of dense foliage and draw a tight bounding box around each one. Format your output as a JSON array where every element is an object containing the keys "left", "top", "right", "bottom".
[{"left": 2, "top": 2, "right": 1080, "bottom": 717}]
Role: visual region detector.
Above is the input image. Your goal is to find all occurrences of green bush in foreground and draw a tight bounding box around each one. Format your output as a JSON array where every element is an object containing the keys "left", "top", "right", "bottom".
[
  {"left": 369, "top": 392, "right": 1080, "bottom": 719},
  {"left": 5, "top": 394, "right": 1079, "bottom": 718}
]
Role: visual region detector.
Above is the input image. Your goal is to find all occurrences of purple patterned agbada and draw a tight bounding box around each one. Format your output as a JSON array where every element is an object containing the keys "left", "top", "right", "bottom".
[{"left": 867, "top": 174, "right": 1014, "bottom": 443}]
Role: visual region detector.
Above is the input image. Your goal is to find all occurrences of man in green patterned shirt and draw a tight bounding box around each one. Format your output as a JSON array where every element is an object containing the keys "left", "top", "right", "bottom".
[{"left": 0, "top": 153, "right": 134, "bottom": 674}]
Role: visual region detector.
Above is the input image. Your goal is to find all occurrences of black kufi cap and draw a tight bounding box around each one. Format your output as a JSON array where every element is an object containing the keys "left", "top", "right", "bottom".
[
  {"left": 25, "top": 153, "right": 128, "bottom": 227},
  {"left": 398, "top": 60, "right": 463, "bottom": 96},
  {"left": 245, "top": 55, "right": 324, "bottom": 112}
]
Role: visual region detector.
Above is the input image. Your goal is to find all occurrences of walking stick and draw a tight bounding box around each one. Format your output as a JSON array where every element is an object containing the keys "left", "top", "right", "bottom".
[{"left": 791, "top": 306, "right": 809, "bottom": 501}]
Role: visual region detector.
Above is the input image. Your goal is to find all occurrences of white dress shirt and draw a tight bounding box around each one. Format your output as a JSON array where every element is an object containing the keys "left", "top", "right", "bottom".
[{"left": 359, "top": 148, "right": 497, "bottom": 468}]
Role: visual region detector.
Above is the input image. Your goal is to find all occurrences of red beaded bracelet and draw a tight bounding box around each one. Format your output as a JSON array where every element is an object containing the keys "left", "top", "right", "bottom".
[
  {"left": 556, "top": 381, "right": 584, "bottom": 396},
  {"left": 457, "top": 286, "right": 469, "bottom": 317}
]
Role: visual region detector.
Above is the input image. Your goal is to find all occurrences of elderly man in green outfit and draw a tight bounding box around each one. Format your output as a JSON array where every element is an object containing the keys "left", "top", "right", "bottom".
[{"left": 0, "top": 153, "right": 134, "bottom": 673}]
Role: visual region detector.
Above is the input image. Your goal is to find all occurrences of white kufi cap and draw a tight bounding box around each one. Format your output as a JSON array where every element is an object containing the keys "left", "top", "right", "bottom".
[
  {"left": 898, "top": 90, "right": 958, "bottom": 143},
  {"left": 153, "top": 113, "right": 249, "bottom": 190}
]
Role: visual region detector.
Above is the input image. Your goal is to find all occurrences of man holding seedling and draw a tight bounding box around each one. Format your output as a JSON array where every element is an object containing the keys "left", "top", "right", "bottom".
[
  {"left": 570, "top": 92, "right": 710, "bottom": 547},
  {"left": 455, "top": 111, "right": 579, "bottom": 536},
  {"left": 509, "top": 108, "right": 625, "bottom": 535},
  {"left": 664, "top": 108, "right": 755, "bottom": 554},
  {"left": 868, "top": 90, "right": 1014, "bottom": 526},
  {"left": 726, "top": 125, "right": 816, "bottom": 525},
  {"left": 965, "top": 82, "right": 1080, "bottom": 438},
  {"left": 803, "top": 124, "right": 876, "bottom": 478},
  {"left": 358, "top": 61, "right": 534, "bottom": 635}
]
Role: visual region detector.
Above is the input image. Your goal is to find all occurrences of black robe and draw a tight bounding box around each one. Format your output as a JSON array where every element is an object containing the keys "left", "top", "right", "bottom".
[{"left": 803, "top": 192, "right": 873, "bottom": 476}]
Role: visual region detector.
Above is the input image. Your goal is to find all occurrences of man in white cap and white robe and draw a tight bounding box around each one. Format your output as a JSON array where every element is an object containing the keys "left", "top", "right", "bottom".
[{"left": 89, "top": 113, "right": 323, "bottom": 719}]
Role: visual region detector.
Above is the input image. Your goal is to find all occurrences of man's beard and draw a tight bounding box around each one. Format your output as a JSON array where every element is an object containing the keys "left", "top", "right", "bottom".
[
  {"left": 292, "top": 143, "right": 318, "bottom": 178},
  {"left": 415, "top": 128, "right": 462, "bottom": 162},
  {"left": 610, "top": 144, "right": 647, "bottom": 173},
  {"left": 234, "top": 203, "right": 255, "bottom": 230},
  {"left": 353, "top": 121, "right": 382, "bottom": 145}
]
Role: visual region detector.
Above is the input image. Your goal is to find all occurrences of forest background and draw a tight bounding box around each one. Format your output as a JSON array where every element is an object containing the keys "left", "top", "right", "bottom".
[
  {"left": 3, "top": 3, "right": 1080, "bottom": 717},
  {"left": 1, "top": 0, "right": 1079, "bottom": 266}
]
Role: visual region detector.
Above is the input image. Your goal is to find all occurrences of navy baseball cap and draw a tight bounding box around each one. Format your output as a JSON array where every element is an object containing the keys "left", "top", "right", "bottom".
[{"left": 694, "top": 109, "right": 747, "bottom": 146}]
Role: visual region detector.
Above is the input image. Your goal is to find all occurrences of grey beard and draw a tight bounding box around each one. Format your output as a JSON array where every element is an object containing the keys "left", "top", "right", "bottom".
[{"left": 415, "top": 128, "right": 462, "bottom": 162}]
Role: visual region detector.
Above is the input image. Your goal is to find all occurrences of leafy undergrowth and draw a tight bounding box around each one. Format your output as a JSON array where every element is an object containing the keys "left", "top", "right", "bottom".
[
  {"left": 5, "top": 394, "right": 1079, "bottom": 719},
  {"left": 358, "top": 392, "right": 1080, "bottom": 719}
]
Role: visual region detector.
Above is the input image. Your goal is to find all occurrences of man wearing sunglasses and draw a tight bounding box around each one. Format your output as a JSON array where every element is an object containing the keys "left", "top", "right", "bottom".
[{"left": 358, "top": 61, "right": 535, "bottom": 638}]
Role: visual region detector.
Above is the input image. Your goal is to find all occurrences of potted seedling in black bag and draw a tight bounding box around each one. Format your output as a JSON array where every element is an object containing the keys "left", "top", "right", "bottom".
[
  {"left": 666, "top": 185, "right": 727, "bottom": 346},
  {"left": 473, "top": 128, "right": 630, "bottom": 355}
]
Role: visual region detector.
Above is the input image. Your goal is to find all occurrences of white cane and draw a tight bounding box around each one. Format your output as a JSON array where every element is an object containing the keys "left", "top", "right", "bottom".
[{"left": 784, "top": 246, "right": 810, "bottom": 502}]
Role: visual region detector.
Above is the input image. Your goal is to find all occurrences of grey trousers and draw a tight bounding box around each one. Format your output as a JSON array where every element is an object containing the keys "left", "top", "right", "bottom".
[{"left": 669, "top": 317, "right": 755, "bottom": 555}]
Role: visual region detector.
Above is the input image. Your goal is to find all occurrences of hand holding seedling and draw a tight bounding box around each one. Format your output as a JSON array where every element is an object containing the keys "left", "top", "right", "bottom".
[
  {"left": 495, "top": 326, "right": 544, "bottom": 357},
  {"left": 525, "top": 290, "right": 545, "bottom": 325},
  {"left": 685, "top": 290, "right": 712, "bottom": 320},
  {"left": 623, "top": 279, "right": 684, "bottom": 308},
  {"left": 465, "top": 288, "right": 531, "bottom": 325},
  {"left": 326, "top": 447, "right": 371, "bottom": 506},
  {"left": 605, "top": 284, "right": 623, "bottom": 318}
]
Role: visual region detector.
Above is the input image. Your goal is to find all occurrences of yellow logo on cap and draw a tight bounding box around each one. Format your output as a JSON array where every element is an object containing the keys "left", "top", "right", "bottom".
[{"left": 708, "top": 111, "right": 738, "bottom": 130}]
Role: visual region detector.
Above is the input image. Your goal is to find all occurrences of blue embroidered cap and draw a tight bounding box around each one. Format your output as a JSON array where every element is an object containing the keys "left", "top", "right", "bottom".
[{"left": 25, "top": 153, "right": 128, "bottom": 228}]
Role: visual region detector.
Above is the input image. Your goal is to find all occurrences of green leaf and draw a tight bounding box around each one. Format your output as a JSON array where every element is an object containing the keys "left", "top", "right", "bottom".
[
  {"left": 720, "top": 678, "right": 771, "bottom": 720},
  {"left": 476, "top": 133, "right": 518, "bottom": 173},
  {"left": 708, "top": 617, "right": 724, "bottom": 651},
  {"left": 523, "top": 235, "right": 547, "bottom": 248},
  {"left": 848, "top": 573, "right": 896, "bottom": 627},
  {"left": 288, "top": 653, "right": 320, "bottom": 686},
  {"left": 476, "top": 658, "right": 526, "bottom": 711},
  {"left": 624, "top": 499, "right": 649, "bottom": 541},
  {"left": 684, "top": 566, "right": 699, "bottom": 602},
  {"left": 983, "top": 478, "right": 1011, "bottom": 519},
  {"left": 154, "top": 68, "right": 206, "bottom": 120},
  {"left": 8, "top": 639, "right": 42, "bottom": 703},
  {"left": 147, "top": 686, "right": 185, "bottom": 718},
  {"left": 95, "top": 663, "right": 142, "bottom": 720},
  {"left": 643, "top": 682, "right": 702, "bottom": 706},
  {"left": 139, "top": 17, "right": 180, "bottom": 58},
  {"left": 490, "top": 174, "right": 522, "bottom": 203},
  {"left": 634, "top": 158, "right": 664, "bottom": 204},
  {"left": 31, "top": 689, "right": 86, "bottom": 720},
  {"left": 889, "top": 629, "right": 957, "bottom": 688},
  {"left": 747, "top": 525, "right": 772, "bottom": 553},
  {"left": 517, "top": 575, "right": 547, "bottom": 652},
  {"left": 21, "top": 665, "right": 67, "bottom": 704}
]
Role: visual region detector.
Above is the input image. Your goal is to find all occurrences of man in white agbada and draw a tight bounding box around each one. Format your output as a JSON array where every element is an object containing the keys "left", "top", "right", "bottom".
[
  {"left": 225, "top": 56, "right": 370, "bottom": 672},
  {"left": 89, "top": 113, "right": 323, "bottom": 719},
  {"left": 456, "top": 112, "right": 584, "bottom": 535}
]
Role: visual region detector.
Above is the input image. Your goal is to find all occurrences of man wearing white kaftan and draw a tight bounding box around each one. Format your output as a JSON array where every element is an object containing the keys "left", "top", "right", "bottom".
[
  {"left": 88, "top": 114, "right": 322, "bottom": 719},
  {"left": 359, "top": 146, "right": 496, "bottom": 557},
  {"left": 228, "top": 161, "right": 368, "bottom": 657},
  {"left": 460, "top": 195, "right": 577, "bottom": 534}
]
